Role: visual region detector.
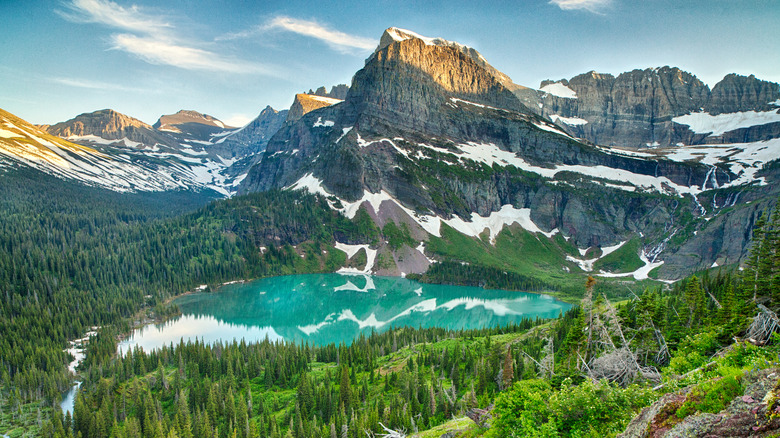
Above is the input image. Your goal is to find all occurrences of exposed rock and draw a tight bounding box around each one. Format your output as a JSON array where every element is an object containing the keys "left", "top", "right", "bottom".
[
  {"left": 153, "top": 110, "right": 235, "bottom": 142},
  {"left": 537, "top": 69, "right": 780, "bottom": 148},
  {"left": 46, "top": 109, "right": 174, "bottom": 147},
  {"left": 618, "top": 367, "right": 780, "bottom": 438},
  {"left": 310, "top": 84, "right": 350, "bottom": 100},
  {"left": 708, "top": 74, "right": 780, "bottom": 115},
  {"left": 286, "top": 93, "right": 344, "bottom": 123},
  {"left": 213, "top": 105, "right": 288, "bottom": 159}
]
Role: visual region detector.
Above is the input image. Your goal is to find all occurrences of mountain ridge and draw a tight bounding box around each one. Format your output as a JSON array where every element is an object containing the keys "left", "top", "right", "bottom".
[{"left": 535, "top": 67, "right": 780, "bottom": 148}]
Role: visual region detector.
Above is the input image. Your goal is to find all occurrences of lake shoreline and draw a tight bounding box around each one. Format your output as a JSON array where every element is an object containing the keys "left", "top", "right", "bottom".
[{"left": 116, "top": 273, "right": 572, "bottom": 354}]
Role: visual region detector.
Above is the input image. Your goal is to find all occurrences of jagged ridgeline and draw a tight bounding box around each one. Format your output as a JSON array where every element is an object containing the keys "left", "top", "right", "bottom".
[{"left": 240, "top": 27, "right": 780, "bottom": 280}]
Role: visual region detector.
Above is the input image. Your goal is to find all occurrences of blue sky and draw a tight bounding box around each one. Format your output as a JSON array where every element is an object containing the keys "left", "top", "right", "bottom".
[{"left": 1, "top": 0, "right": 778, "bottom": 126}]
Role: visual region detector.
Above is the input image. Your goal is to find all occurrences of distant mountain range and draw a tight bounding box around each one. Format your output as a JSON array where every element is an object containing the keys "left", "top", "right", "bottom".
[{"left": 2, "top": 27, "right": 779, "bottom": 282}]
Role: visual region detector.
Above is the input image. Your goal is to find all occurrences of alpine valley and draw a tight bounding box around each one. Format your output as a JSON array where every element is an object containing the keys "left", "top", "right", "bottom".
[{"left": 3, "top": 26, "right": 780, "bottom": 438}]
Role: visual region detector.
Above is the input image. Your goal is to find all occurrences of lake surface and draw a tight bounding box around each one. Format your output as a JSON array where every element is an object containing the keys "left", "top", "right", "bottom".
[{"left": 119, "top": 274, "right": 571, "bottom": 352}]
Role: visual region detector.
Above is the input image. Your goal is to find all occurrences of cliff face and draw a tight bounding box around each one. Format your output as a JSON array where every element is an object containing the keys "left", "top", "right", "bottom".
[
  {"left": 536, "top": 68, "right": 780, "bottom": 148},
  {"left": 286, "top": 94, "right": 344, "bottom": 123},
  {"left": 209, "top": 106, "right": 289, "bottom": 174}
]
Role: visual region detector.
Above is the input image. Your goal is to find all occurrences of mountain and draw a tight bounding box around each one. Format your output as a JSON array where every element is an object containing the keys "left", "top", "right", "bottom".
[
  {"left": 239, "top": 27, "right": 780, "bottom": 281},
  {"left": 535, "top": 67, "right": 780, "bottom": 148},
  {"left": 153, "top": 109, "right": 235, "bottom": 142},
  {"left": 46, "top": 108, "right": 178, "bottom": 148},
  {"left": 215, "top": 105, "right": 288, "bottom": 157},
  {"left": 0, "top": 108, "right": 224, "bottom": 194},
  {"left": 39, "top": 105, "right": 291, "bottom": 196}
]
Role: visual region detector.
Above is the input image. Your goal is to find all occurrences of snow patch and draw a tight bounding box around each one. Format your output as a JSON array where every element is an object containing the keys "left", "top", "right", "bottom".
[
  {"left": 313, "top": 117, "right": 335, "bottom": 128},
  {"left": 540, "top": 82, "right": 577, "bottom": 99},
  {"left": 550, "top": 114, "right": 588, "bottom": 126},
  {"left": 306, "top": 95, "right": 343, "bottom": 105},
  {"left": 337, "top": 127, "right": 353, "bottom": 143},
  {"left": 0, "top": 128, "right": 22, "bottom": 138},
  {"left": 335, "top": 242, "right": 378, "bottom": 274},
  {"left": 672, "top": 110, "right": 780, "bottom": 136},
  {"left": 444, "top": 205, "right": 558, "bottom": 244},
  {"left": 597, "top": 251, "right": 664, "bottom": 281}
]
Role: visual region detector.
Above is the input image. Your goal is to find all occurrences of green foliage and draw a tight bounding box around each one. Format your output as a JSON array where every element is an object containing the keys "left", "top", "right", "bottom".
[
  {"left": 490, "top": 379, "right": 655, "bottom": 438},
  {"left": 675, "top": 372, "right": 743, "bottom": 418},
  {"left": 592, "top": 238, "right": 642, "bottom": 273},
  {"left": 667, "top": 331, "right": 720, "bottom": 375},
  {"left": 382, "top": 222, "right": 415, "bottom": 250}
]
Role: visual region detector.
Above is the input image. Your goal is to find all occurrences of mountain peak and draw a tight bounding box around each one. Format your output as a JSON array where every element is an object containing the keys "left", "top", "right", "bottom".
[
  {"left": 154, "top": 110, "right": 233, "bottom": 130},
  {"left": 46, "top": 108, "right": 153, "bottom": 142},
  {"left": 378, "top": 27, "right": 471, "bottom": 53},
  {"left": 374, "top": 27, "right": 522, "bottom": 95}
]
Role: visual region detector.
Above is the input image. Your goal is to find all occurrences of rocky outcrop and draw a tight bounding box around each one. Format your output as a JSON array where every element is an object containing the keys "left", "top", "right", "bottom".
[
  {"left": 618, "top": 366, "right": 780, "bottom": 438},
  {"left": 286, "top": 94, "right": 344, "bottom": 123},
  {"left": 213, "top": 106, "right": 287, "bottom": 158},
  {"left": 308, "top": 84, "right": 350, "bottom": 100},
  {"left": 153, "top": 110, "right": 234, "bottom": 142},
  {"left": 537, "top": 68, "right": 780, "bottom": 148},
  {"left": 46, "top": 109, "right": 174, "bottom": 147},
  {"left": 709, "top": 74, "right": 780, "bottom": 115}
]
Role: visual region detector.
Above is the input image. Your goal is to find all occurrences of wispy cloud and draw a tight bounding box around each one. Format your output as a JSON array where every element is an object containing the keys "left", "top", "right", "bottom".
[
  {"left": 49, "top": 76, "right": 147, "bottom": 93},
  {"left": 110, "top": 34, "right": 272, "bottom": 74},
  {"left": 57, "top": 0, "right": 274, "bottom": 74},
  {"left": 549, "top": 0, "right": 612, "bottom": 13},
  {"left": 219, "top": 16, "right": 376, "bottom": 54},
  {"left": 56, "top": 0, "right": 170, "bottom": 36}
]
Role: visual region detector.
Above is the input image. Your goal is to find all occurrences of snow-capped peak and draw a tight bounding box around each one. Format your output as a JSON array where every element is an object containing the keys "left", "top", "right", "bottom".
[{"left": 378, "top": 27, "right": 483, "bottom": 60}]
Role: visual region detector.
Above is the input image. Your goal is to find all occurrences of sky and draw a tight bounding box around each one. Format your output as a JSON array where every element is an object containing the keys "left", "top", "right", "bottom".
[{"left": 1, "top": 0, "right": 778, "bottom": 127}]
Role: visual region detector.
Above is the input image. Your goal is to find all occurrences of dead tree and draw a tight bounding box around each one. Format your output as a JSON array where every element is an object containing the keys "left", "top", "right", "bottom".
[
  {"left": 372, "top": 423, "right": 406, "bottom": 438},
  {"left": 746, "top": 304, "right": 780, "bottom": 345},
  {"left": 465, "top": 403, "right": 494, "bottom": 428},
  {"left": 585, "top": 295, "right": 660, "bottom": 386}
]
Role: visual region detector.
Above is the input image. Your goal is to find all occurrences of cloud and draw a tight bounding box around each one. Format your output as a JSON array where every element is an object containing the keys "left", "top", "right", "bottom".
[
  {"left": 222, "top": 114, "right": 253, "bottom": 127},
  {"left": 220, "top": 16, "right": 376, "bottom": 54},
  {"left": 49, "top": 76, "right": 147, "bottom": 93},
  {"left": 111, "top": 34, "right": 272, "bottom": 74},
  {"left": 57, "top": 0, "right": 273, "bottom": 74},
  {"left": 549, "top": 0, "right": 612, "bottom": 13},
  {"left": 56, "top": 0, "right": 170, "bottom": 36}
]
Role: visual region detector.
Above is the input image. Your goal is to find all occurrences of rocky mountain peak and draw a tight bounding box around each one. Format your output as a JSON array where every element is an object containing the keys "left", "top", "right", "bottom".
[
  {"left": 373, "top": 27, "right": 522, "bottom": 95},
  {"left": 286, "top": 93, "right": 343, "bottom": 123},
  {"left": 537, "top": 67, "right": 780, "bottom": 148},
  {"left": 46, "top": 109, "right": 155, "bottom": 143},
  {"left": 307, "top": 84, "right": 350, "bottom": 100},
  {"left": 344, "top": 27, "right": 531, "bottom": 134},
  {"left": 708, "top": 73, "right": 780, "bottom": 115},
  {"left": 153, "top": 110, "right": 233, "bottom": 132}
]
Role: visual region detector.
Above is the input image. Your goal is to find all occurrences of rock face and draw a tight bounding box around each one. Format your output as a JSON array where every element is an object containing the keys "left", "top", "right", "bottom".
[
  {"left": 153, "top": 110, "right": 235, "bottom": 142},
  {"left": 535, "top": 68, "right": 780, "bottom": 148},
  {"left": 236, "top": 27, "right": 777, "bottom": 279},
  {"left": 618, "top": 366, "right": 780, "bottom": 437},
  {"left": 308, "top": 84, "right": 350, "bottom": 100},
  {"left": 46, "top": 109, "right": 174, "bottom": 147},
  {"left": 212, "top": 106, "right": 287, "bottom": 158},
  {"left": 286, "top": 94, "right": 344, "bottom": 123}
]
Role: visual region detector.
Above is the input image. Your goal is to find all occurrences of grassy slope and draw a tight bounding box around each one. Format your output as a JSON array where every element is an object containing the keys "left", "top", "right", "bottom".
[{"left": 425, "top": 222, "right": 664, "bottom": 302}]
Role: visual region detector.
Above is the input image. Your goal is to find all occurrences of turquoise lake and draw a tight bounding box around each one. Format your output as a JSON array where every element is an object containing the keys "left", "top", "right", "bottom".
[{"left": 118, "top": 274, "right": 571, "bottom": 352}]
